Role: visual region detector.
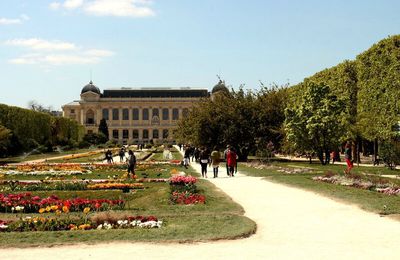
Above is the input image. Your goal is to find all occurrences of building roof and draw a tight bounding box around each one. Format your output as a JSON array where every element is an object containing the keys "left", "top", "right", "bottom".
[
  {"left": 64, "top": 101, "right": 80, "bottom": 106},
  {"left": 102, "top": 88, "right": 209, "bottom": 98},
  {"left": 81, "top": 81, "right": 101, "bottom": 95},
  {"left": 212, "top": 80, "right": 229, "bottom": 94}
]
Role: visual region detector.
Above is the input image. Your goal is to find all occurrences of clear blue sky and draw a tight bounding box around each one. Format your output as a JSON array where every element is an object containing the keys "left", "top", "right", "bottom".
[{"left": 0, "top": 0, "right": 399, "bottom": 110}]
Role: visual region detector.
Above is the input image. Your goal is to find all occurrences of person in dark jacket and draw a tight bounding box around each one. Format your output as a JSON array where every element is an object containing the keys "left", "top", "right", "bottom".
[
  {"left": 127, "top": 150, "right": 136, "bottom": 178},
  {"left": 199, "top": 148, "right": 210, "bottom": 178}
]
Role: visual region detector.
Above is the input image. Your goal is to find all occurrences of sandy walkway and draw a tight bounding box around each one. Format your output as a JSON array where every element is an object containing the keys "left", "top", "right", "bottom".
[{"left": 2, "top": 150, "right": 400, "bottom": 259}]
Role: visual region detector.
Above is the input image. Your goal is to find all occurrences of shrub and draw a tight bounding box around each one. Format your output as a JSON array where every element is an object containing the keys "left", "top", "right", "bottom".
[{"left": 379, "top": 141, "right": 400, "bottom": 169}]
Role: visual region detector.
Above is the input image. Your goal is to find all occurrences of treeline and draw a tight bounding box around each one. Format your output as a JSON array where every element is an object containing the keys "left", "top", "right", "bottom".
[
  {"left": 286, "top": 35, "right": 400, "bottom": 165},
  {"left": 177, "top": 35, "right": 400, "bottom": 165},
  {"left": 175, "top": 84, "right": 289, "bottom": 160},
  {"left": 0, "top": 104, "right": 84, "bottom": 157}
]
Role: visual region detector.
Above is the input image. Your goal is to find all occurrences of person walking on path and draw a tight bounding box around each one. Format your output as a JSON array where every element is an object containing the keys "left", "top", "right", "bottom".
[
  {"left": 105, "top": 149, "right": 113, "bottom": 164},
  {"left": 183, "top": 146, "right": 191, "bottom": 169},
  {"left": 224, "top": 145, "right": 230, "bottom": 176},
  {"left": 344, "top": 142, "right": 353, "bottom": 174},
  {"left": 210, "top": 147, "right": 221, "bottom": 178},
  {"left": 119, "top": 147, "right": 125, "bottom": 162},
  {"left": 199, "top": 148, "right": 210, "bottom": 178},
  {"left": 127, "top": 150, "right": 137, "bottom": 178},
  {"left": 226, "top": 147, "right": 237, "bottom": 177}
]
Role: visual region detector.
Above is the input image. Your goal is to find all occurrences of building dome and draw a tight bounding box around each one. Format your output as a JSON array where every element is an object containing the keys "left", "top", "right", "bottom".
[
  {"left": 81, "top": 81, "right": 101, "bottom": 95},
  {"left": 211, "top": 80, "right": 229, "bottom": 94}
]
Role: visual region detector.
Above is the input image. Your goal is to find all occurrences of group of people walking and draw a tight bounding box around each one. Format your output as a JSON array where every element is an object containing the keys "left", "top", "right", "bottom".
[
  {"left": 104, "top": 147, "right": 137, "bottom": 178},
  {"left": 183, "top": 145, "right": 238, "bottom": 178}
]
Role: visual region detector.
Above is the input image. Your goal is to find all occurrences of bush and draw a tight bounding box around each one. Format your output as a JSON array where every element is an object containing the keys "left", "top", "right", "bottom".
[
  {"left": 379, "top": 141, "right": 400, "bottom": 169},
  {"left": 78, "top": 140, "right": 91, "bottom": 149},
  {"left": 106, "top": 139, "right": 118, "bottom": 148}
]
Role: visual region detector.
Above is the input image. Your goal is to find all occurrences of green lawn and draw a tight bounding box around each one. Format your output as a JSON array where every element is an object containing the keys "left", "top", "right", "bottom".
[{"left": 238, "top": 162, "right": 400, "bottom": 219}]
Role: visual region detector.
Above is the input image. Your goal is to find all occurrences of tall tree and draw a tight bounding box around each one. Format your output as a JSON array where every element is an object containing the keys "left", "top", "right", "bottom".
[
  {"left": 285, "top": 82, "right": 346, "bottom": 164},
  {"left": 98, "top": 118, "right": 109, "bottom": 141}
]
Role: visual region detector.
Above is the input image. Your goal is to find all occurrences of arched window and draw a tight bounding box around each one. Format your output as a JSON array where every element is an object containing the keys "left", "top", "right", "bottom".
[
  {"left": 86, "top": 109, "right": 95, "bottom": 124},
  {"left": 122, "top": 109, "right": 129, "bottom": 120},
  {"left": 132, "top": 108, "right": 139, "bottom": 120},
  {"left": 132, "top": 130, "right": 139, "bottom": 139},
  {"left": 153, "top": 129, "right": 159, "bottom": 139},
  {"left": 172, "top": 108, "right": 179, "bottom": 120},
  {"left": 143, "top": 109, "right": 149, "bottom": 120},
  {"left": 143, "top": 129, "right": 149, "bottom": 139},
  {"left": 112, "top": 109, "right": 119, "bottom": 120},
  {"left": 102, "top": 109, "right": 109, "bottom": 120},
  {"left": 162, "top": 108, "right": 169, "bottom": 120}
]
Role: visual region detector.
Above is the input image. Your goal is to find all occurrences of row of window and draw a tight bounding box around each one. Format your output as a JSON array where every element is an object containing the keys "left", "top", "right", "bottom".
[
  {"left": 112, "top": 129, "right": 169, "bottom": 139},
  {"left": 102, "top": 108, "right": 189, "bottom": 121}
]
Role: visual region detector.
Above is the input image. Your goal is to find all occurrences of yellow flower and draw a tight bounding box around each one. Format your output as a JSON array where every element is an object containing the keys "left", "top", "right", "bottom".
[
  {"left": 56, "top": 210, "right": 61, "bottom": 215},
  {"left": 51, "top": 205, "right": 58, "bottom": 211},
  {"left": 39, "top": 208, "right": 45, "bottom": 214},
  {"left": 62, "top": 206, "right": 69, "bottom": 213},
  {"left": 45, "top": 206, "right": 51, "bottom": 212},
  {"left": 83, "top": 207, "right": 91, "bottom": 214}
]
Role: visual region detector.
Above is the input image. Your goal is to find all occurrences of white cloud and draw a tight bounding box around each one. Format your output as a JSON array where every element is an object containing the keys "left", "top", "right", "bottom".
[
  {"left": 49, "top": 2, "right": 61, "bottom": 10},
  {"left": 5, "top": 38, "right": 77, "bottom": 51},
  {"left": 84, "top": 0, "right": 155, "bottom": 17},
  {"left": 0, "top": 18, "right": 21, "bottom": 25},
  {"left": 0, "top": 14, "right": 30, "bottom": 25},
  {"left": 8, "top": 52, "right": 110, "bottom": 65},
  {"left": 20, "top": 14, "right": 30, "bottom": 21},
  {"left": 85, "top": 49, "right": 115, "bottom": 57},
  {"left": 50, "top": 0, "right": 155, "bottom": 17},
  {"left": 6, "top": 38, "right": 114, "bottom": 66},
  {"left": 63, "top": 0, "right": 84, "bottom": 10}
]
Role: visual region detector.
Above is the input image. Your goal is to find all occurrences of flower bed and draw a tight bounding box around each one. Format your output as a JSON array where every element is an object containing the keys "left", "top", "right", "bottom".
[
  {"left": 170, "top": 191, "right": 205, "bottom": 205},
  {"left": 168, "top": 176, "right": 205, "bottom": 204},
  {"left": 0, "top": 192, "right": 124, "bottom": 213},
  {"left": 136, "top": 178, "right": 168, "bottom": 183},
  {"left": 87, "top": 183, "right": 144, "bottom": 190},
  {"left": 312, "top": 174, "right": 400, "bottom": 196},
  {"left": 0, "top": 215, "right": 162, "bottom": 232}
]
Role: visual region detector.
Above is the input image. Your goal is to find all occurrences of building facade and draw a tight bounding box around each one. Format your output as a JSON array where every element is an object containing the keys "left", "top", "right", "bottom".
[{"left": 62, "top": 81, "right": 209, "bottom": 144}]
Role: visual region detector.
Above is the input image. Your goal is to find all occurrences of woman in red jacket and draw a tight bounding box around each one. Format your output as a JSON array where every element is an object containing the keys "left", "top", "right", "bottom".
[{"left": 226, "top": 147, "right": 237, "bottom": 177}]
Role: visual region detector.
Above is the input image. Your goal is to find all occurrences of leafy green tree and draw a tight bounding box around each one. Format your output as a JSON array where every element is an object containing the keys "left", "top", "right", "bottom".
[
  {"left": 285, "top": 82, "right": 346, "bottom": 164},
  {"left": 0, "top": 125, "right": 12, "bottom": 157}
]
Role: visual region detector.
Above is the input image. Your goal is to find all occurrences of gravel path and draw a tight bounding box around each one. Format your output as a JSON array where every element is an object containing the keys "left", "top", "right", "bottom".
[{"left": 3, "top": 151, "right": 400, "bottom": 259}]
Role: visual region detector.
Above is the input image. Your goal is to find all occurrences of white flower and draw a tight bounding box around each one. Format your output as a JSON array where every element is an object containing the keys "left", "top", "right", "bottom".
[
  {"left": 97, "top": 224, "right": 103, "bottom": 230},
  {"left": 15, "top": 206, "right": 24, "bottom": 211},
  {"left": 0, "top": 224, "right": 8, "bottom": 229}
]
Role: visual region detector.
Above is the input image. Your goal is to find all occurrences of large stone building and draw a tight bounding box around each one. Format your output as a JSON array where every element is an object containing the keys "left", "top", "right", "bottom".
[{"left": 62, "top": 81, "right": 211, "bottom": 144}]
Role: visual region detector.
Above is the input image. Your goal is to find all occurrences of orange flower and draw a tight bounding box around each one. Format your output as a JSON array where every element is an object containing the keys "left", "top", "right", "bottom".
[
  {"left": 38, "top": 208, "right": 45, "bottom": 214},
  {"left": 62, "top": 206, "right": 69, "bottom": 213}
]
